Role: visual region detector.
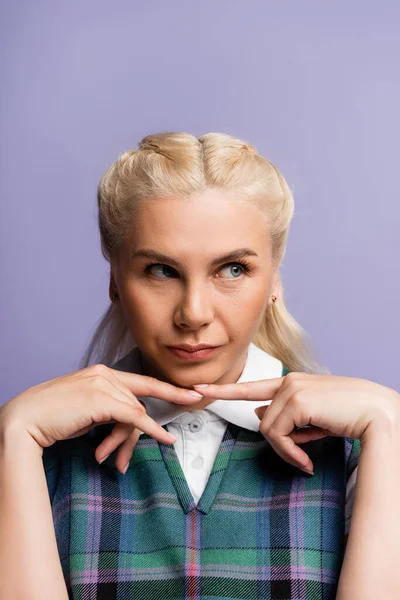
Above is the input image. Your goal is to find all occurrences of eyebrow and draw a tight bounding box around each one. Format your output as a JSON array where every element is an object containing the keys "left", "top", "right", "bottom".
[{"left": 130, "top": 248, "right": 259, "bottom": 268}]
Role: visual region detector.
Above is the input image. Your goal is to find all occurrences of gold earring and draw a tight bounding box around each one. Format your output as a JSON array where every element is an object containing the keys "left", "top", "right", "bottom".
[{"left": 271, "top": 295, "right": 277, "bottom": 303}]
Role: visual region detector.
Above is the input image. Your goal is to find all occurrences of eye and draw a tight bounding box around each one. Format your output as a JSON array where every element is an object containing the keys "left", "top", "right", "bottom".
[
  {"left": 218, "top": 262, "right": 250, "bottom": 279},
  {"left": 143, "top": 263, "right": 177, "bottom": 279},
  {"left": 143, "top": 260, "right": 252, "bottom": 280}
]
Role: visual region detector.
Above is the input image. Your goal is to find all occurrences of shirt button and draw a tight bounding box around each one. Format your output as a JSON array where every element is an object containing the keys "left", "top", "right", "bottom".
[
  {"left": 191, "top": 456, "right": 204, "bottom": 469},
  {"left": 189, "top": 419, "right": 202, "bottom": 432}
]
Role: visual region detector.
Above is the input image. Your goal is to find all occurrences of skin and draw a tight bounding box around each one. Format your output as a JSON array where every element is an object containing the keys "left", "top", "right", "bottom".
[
  {"left": 107, "top": 189, "right": 400, "bottom": 595},
  {"left": 111, "top": 189, "right": 279, "bottom": 411},
  {"left": 190, "top": 368, "right": 400, "bottom": 597}
]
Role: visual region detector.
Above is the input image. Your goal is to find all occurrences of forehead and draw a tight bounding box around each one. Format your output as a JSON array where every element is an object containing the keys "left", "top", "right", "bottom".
[{"left": 130, "top": 190, "right": 269, "bottom": 250}]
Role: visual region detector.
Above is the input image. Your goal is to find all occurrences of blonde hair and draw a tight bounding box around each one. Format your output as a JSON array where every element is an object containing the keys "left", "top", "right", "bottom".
[{"left": 79, "top": 132, "right": 328, "bottom": 374}]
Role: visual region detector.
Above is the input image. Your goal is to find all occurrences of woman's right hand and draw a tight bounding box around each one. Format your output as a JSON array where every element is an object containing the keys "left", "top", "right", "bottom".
[{"left": 0, "top": 364, "right": 202, "bottom": 474}]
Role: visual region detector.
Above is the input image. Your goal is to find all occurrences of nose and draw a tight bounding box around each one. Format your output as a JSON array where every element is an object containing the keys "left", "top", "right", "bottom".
[{"left": 174, "top": 281, "right": 214, "bottom": 330}]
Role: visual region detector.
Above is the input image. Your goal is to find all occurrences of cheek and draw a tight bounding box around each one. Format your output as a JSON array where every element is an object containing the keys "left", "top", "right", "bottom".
[
  {"left": 249, "top": 284, "right": 270, "bottom": 315},
  {"left": 218, "top": 286, "right": 269, "bottom": 334},
  {"left": 227, "top": 280, "right": 269, "bottom": 316},
  {"left": 120, "top": 276, "right": 270, "bottom": 336},
  {"left": 121, "top": 288, "right": 168, "bottom": 333},
  {"left": 233, "top": 282, "right": 270, "bottom": 332}
]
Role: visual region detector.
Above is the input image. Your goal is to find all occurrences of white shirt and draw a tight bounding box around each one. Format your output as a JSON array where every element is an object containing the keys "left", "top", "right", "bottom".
[{"left": 113, "top": 342, "right": 357, "bottom": 535}]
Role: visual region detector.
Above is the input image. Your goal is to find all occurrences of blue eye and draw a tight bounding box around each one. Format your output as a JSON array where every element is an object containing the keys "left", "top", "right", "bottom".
[
  {"left": 218, "top": 263, "right": 246, "bottom": 278},
  {"left": 143, "top": 260, "right": 252, "bottom": 279}
]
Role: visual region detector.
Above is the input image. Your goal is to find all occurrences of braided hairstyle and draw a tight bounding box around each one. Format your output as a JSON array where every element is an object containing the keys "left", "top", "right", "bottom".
[{"left": 80, "top": 132, "right": 326, "bottom": 374}]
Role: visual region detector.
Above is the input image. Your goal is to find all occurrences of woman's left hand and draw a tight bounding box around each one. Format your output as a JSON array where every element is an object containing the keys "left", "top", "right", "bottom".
[{"left": 193, "top": 373, "right": 400, "bottom": 474}]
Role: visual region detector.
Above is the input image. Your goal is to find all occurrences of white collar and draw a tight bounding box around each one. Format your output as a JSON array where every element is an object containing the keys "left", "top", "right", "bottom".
[{"left": 112, "top": 343, "right": 284, "bottom": 432}]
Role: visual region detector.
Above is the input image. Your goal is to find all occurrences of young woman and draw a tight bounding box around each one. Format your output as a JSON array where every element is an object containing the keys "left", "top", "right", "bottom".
[{"left": 0, "top": 132, "right": 399, "bottom": 599}]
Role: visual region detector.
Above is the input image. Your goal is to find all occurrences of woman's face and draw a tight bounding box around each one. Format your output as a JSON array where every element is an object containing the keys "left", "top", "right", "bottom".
[{"left": 113, "top": 189, "right": 279, "bottom": 408}]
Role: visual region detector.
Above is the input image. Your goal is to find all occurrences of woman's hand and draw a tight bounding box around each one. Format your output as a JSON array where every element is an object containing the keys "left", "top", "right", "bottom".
[
  {"left": 0, "top": 364, "right": 203, "bottom": 474},
  {"left": 193, "top": 372, "right": 400, "bottom": 474}
]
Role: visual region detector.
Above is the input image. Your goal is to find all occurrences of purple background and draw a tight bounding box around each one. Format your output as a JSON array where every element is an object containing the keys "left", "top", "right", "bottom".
[{"left": 1, "top": 1, "right": 399, "bottom": 405}]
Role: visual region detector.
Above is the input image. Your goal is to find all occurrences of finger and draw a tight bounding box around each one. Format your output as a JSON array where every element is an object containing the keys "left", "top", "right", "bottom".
[
  {"left": 251, "top": 393, "right": 315, "bottom": 471},
  {"left": 96, "top": 423, "right": 141, "bottom": 472},
  {"left": 106, "top": 371, "right": 147, "bottom": 412},
  {"left": 289, "top": 427, "right": 329, "bottom": 444},
  {"left": 95, "top": 377, "right": 149, "bottom": 415},
  {"left": 105, "top": 371, "right": 157, "bottom": 413},
  {"left": 254, "top": 407, "right": 329, "bottom": 444},
  {"left": 93, "top": 392, "right": 177, "bottom": 446},
  {"left": 115, "top": 427, "right": 142, "bottom": 471},
  {"left": 267, "top": 433, "right": 314, "bottom": 473},
  {"left": 261, "top": 405, "right": 314, "bottom": 471},
  {"left": 255, "top": 381, "right": 297, "bottom": 433},
  {"left": 87, "top": 368, "right": 139, "bottom": 408},
  {"left": 109, "top": 369, "right": 204, "bottom": 404},
  {"left": 254, "top": 405, "right": 270, "bottom": 419},
  {"left": 192, "top": 378, "right": 285, "bottom": 401},
  {"left": 105, "top": 368, "right": 138, "bottom": 402}
]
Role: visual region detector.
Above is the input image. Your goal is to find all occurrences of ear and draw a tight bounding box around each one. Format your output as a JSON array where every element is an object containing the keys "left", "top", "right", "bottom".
[
  {"left": 271, "top": 269, "right": 280, "bottom": 297},
  {"left": 109, "top": 263, "right": 119, "bottom": 286},
  {"left": 109, "top": 269, "right": 115, "bottom": 289},
  {"left": 109, "top": 268, "right": 119, "bottom": 298}
]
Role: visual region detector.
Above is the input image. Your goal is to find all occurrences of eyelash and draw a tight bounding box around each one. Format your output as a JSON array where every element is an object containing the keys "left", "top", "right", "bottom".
[{"left": 142, "top": 259, "right": 253, "bottom": 279}]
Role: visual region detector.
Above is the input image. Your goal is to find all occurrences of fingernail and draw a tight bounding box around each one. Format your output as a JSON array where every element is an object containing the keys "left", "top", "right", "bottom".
[
  {"left": 167, "top": 434, "right": 177, "bottom": 443},
  {"left": 98, "top": 453, "right": 111, "bottom": 465},
  {"left": 187, "top": 390, "right": 203, "bottom": 399},
  {"left": 299, "top": 466, "right": 314, "bottom": 475},
  {"left": 192, "top": 384, "right": 209, "bottom": 388},
  {"left": 122, "top": 461, "right": 129, "bottom": 475}
]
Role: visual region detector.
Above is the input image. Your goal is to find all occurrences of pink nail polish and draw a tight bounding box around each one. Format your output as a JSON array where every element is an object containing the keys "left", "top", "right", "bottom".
[
  {"left": 300, "top": 466, "right": 314, "bottom": 475},
  {"left": 98, "top": 453, "right": 110, "bottom": 465},
  {"left": 187, "top": 390, "right": 203, "bottom": 399}
]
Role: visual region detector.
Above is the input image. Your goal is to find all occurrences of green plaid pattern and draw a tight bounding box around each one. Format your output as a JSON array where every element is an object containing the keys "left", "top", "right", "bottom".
[{"left": 43, "top": 363, "right": 360, "bottom": 599}]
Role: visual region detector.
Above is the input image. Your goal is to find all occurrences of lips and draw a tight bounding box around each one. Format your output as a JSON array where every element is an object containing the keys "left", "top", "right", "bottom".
[
  {"left": 169, "top": 344, "right": 217, "bottom": 352},
  {"left": 167, "top": 346, "right": 219, "bottom": 361}
]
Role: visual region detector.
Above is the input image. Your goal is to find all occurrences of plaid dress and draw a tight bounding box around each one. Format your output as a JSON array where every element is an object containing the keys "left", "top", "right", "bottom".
[{"left": 43, "top": 363, "right": 360, "bottom": 600}]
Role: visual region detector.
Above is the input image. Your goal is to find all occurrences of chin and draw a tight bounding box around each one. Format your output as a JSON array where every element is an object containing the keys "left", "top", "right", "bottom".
[
  {"left": 166, "top": 368, "right": 217, "bottom": 389},
  {"left": 147, "top": 346, "right": 225, "bottom": 387}
]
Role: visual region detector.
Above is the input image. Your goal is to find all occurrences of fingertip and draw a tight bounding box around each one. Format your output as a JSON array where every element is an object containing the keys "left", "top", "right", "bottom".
[
  {"left": 299, "top": 465, "right": 314, "bottom": 475},
  {"left": 187, "top": 390, "right": 203, "bottom": 399}
]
